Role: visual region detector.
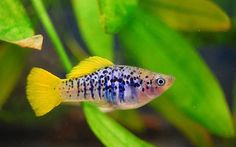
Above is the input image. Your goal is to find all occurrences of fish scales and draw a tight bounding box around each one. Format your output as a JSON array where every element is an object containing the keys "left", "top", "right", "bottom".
[{"left": 60, "top": 65, "right": 145, "bottom": 107}]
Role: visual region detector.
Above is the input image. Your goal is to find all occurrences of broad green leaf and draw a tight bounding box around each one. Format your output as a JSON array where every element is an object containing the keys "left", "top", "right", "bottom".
[
  {"left": 0, "top": 0, "right": 43, "bottom": 49},
  {"left": 151, "top": 98, "right": 213, "bottom": 147},
  {"left": 119, "top": 10, "right": 234, "bottom": 138},
  {"left": 72, "top": 0, "right": 114, "bottom": 60},
  {"left": 83, "top": 102, "right": 154, "bottom": 147},
  {"left": 141, "top": 0, "right": 230, "bottom": 31},
  {"left": 0, "top": 45, "right": 29, "bottom": 107},
  {"left": 110, "top": 110, "right": 145, "bottom": 132},
  {"left": 98, "top": 0, "right": 138, "bottom": 33}
]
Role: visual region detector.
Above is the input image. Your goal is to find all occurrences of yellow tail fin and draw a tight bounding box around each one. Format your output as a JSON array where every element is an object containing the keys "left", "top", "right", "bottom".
[{"left": 26, "top": 68, "right": 62, "bottom": 116}]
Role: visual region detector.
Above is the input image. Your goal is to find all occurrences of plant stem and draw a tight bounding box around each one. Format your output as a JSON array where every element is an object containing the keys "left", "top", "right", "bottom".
[{"left": 31, "top": 0, "right": 72, "bottom": 72}]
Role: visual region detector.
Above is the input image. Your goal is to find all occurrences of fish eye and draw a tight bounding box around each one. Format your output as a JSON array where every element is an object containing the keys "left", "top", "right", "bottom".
[{"left": 156, "top": 78, "right": 165, "bottom": 86}]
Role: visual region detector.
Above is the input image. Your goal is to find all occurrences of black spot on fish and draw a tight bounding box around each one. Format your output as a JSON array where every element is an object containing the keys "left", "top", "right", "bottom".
[
  {"left": 122, "top": 80, "right": 125, "bottom": 85},
  {"left": 134, "top": 83, "right": 140, "bottom": 87},
  {"left": 118, "top": 78, "right": 122, "bottom": 83},
  {"left": 140, "top": 80, "right": 143, "bottom": 84},
  {"left": 83, "top": 81, "right": 87, "bottom": 98},
  {"left": 77, "top": 80, "right": 80, "bottom": 96},
  {"left": 130, "top": 78, "right": 134, "bottom": 86},
  {"left": 103, "top": 70, "right": 108, "bottom": 74}
]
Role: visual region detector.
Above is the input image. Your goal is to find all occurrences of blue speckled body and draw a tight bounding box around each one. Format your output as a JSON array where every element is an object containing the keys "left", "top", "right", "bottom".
[{"left": 58, "top": 65, "right": 173, "bottom": 111}]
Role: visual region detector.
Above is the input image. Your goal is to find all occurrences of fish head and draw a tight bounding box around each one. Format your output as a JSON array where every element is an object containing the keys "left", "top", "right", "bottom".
[
  {"left": 119, "top": 72, "right": 175, "bottom": 110},
  {"left": 151, "top": 73, "right": 175, "bottom": 96},
  {"left": 138, "top": 73, "right": 175, "bottom": 105}
]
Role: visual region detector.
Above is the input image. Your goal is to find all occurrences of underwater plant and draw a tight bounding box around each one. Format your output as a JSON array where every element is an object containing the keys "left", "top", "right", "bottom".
[{"left": 0, "top": 0, "right": 235, "bottom": 146}]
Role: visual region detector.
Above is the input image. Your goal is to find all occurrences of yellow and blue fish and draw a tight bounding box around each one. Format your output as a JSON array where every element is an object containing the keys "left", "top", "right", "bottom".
[{"left": 27, "top": 56, "right": 175, "bottom": 116}]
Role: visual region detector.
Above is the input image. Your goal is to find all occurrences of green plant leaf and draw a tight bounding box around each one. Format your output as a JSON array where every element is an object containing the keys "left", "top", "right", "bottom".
[
  {"left": 0, "top": 0, "right": 43, "bottom": 49},
  {"left": 97, "top": 0, "right": 138, "bottom": 33},
  {"left": 141, "top": 0, "right": 230, "bottom": 31},
  {"left": 151, "top": 98, "right": 213, "bottom": 147},
  {"left": 119, "top": 10, "right": 234, "bottom": 138},
  {"left": 0, "top": 45, "right": 29, "bottom": 107},
  {"left": 110, "top": 110, "right": 145, "bottom": 132},
  {"left": 72, "top": 0, "right": 114, "bottom": 60},
  {"left": 83, "top": 102, "right": 154, "bottom": 147},
  {"left": 233, "top": 77, "right": 236, "bottom": 125}
]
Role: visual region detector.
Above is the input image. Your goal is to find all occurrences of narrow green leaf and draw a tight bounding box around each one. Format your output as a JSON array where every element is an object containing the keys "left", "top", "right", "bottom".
[
  {"left": 141, "top": 0, "right": 230, "bottom": 31},
  {"left": 119, "top": 10, "right": 234, "bottom": 137},
  {"left": 32, "top": 0, "right": 72, "bottom": 71},
  {"left": 72, "top": 0, "right": 114, "bottom": 60},
  {"left": 98, "top": 0, "right": 138, "bottom": 33},
  {"left": 233, "top": 77, "right": 236, "bottom": 125},
  {"left": 0, "top": 45, "right": 29, "bottom": 107},
  {"left": 0, "top": 0, "right": 43, "bottom": 49},
  {"left": 83, "top": 102, "right": 154, "bottom": 147}
]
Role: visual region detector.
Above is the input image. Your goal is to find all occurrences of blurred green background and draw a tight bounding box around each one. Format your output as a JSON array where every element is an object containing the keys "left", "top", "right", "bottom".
[{"left": 0, "top": 0, "right": 236, "bottom": 146}]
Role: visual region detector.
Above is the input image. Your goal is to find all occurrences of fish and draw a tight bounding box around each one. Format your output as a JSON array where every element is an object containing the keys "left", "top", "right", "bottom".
[{"left": 26, "top": 56, "right": 175, "bottom": 116}]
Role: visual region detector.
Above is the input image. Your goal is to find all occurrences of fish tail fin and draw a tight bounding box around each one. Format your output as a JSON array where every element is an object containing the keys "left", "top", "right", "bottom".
[{"left": 26, "top": 68, "right": 62, "bottom": 116}]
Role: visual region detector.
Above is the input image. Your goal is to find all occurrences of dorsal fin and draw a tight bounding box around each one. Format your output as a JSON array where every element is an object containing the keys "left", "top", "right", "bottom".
[{"left": 66, "top": 56, "right": 113, "bottom": 78}]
